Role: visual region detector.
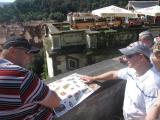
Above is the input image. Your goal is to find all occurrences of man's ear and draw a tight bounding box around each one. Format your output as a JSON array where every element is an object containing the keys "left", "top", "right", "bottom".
[{"left": 7, "top": 47, "right": 16, "bottom": 58}]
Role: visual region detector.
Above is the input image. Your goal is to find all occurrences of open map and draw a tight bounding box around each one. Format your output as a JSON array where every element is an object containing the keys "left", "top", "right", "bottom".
[{"left": 48, "top": 73, "right": 100, "bottom": 117}]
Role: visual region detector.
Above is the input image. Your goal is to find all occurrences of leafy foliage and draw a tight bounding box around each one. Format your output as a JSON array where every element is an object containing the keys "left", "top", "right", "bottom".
[
  {"left": 0, "top": 0, "right": 129, "bottom": 79},
  {"left": 0, "top": 0, "right": 129, "bottom": 23},
  {"left": 27, "top": 49, "right": 48, "bottom": 79}
]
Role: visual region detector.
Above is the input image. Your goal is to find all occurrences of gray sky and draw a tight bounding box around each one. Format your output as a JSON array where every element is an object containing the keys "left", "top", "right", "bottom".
[{"left": 0, "top": 0, "right": 15, "bottom": 3}]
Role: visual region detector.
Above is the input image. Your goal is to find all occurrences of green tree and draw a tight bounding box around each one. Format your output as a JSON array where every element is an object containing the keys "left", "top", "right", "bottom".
[
  {"left": 49, "top": 12, "right": 65, "bottom": 22},
  {"left": 27, "top": 49, "right": 48, "bottom": 79}
]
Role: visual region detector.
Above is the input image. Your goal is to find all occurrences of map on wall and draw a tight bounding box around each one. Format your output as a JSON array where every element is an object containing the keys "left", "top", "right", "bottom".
[{"left": 48, "top": 73, "right": 100, "bottom": 117}]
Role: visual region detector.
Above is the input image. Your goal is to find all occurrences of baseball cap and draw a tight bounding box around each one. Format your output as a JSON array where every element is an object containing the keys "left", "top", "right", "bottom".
[
  {"left": 139, "top": 30, "right": 154, "bottom": 42},
  {"left": 119, "top": 41, "right": 151, "bottom": 58},
  {"left": 153, "top": 42, "right": 160, "bottom": 52},
  {"left": 3, "top": 36, "right": 40, "bottom": 54}
]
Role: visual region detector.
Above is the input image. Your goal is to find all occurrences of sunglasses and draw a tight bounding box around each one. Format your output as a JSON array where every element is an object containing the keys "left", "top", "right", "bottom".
[{"left": 125, "top": 53, "right": 139, "bottom": 59}]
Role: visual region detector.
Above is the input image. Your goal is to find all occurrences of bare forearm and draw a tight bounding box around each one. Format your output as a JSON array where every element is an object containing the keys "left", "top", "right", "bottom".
[
  {"left": 145, "top": 104, "right": 160, "bottom": 120},
  {"left": 39, "top": 90, "right": 61, "bottom": 109},
  {"left": 92, "top": 71, "right": 118, "bottom": 81}
]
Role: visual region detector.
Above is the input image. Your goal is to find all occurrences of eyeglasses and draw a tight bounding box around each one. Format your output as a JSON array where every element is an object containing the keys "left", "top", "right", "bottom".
[{"left": 125, "top": 53, "right": 139, "bottom": 59}]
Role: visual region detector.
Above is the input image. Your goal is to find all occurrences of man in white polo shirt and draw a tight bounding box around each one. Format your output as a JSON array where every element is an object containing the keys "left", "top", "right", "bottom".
[{"left": 81, "top": 41, "right": 160, "bottom": 120}]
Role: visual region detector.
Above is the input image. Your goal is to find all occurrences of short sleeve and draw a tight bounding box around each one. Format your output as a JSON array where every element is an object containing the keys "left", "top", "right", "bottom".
[
  {"left": 117, "top": 68, "right": 129, "bottom": 80},
  {"left": 144, "top": 87, "right": 159, "bottom": 112},
  {"left": 20, "top": 71, "right": 49, "bottom": 103},
  {"left": 137, "top": 76, "right": 159, "bottom": 113}
]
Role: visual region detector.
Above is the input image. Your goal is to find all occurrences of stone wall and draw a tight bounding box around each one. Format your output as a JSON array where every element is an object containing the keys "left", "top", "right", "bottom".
[
  {"left": 47, "top": 57, "right": 126, "bottom": 120},
  {"left": 55, "top": 80, "right": 126, "bottom": 120}
]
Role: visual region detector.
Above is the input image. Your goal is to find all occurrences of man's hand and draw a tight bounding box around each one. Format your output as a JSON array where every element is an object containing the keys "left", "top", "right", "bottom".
[
  {"left": 38, "top": 90, "right": 60, "bottom": 109},
  {"left": 80, "top": 75, "right": 96, "bottom": 83}
]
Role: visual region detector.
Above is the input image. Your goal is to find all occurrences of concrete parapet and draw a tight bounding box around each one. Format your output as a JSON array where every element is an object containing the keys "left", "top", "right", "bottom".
[
  {"left": 47, "top": 57, "right": 126, "bottom": 120},
  {"left": 55, "top": 80, "right": 126, "bottom": 120}
]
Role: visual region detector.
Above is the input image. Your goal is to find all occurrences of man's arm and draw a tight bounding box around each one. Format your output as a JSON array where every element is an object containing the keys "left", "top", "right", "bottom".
[
  {"left": 80, "top": 70, "right": 118, "bottom": 83},
  {"left": 145, "top": 103, "right": 160, "bottom": 120},
  {"left": 20, "top": 71, "right": 61, "bottom": 110},
  {"left": 38, "top": 90, "right": 60, "bottom": 109},
  {"left": 145, "top": 94, "right": 160, "bottom": 120}
]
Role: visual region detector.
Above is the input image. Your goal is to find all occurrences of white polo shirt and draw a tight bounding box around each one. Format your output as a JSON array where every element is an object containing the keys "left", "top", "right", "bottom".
[{"left": 118, "top": 67, "right": 160, "bottom": 120}]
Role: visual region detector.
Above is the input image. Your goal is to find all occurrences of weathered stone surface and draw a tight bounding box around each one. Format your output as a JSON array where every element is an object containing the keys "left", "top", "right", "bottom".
[
  {"left": 55, "top": 80, "right": 126, "bottom": 120},
  {"left": 46, "top": 57, "right": 126, "bottom": 120}
]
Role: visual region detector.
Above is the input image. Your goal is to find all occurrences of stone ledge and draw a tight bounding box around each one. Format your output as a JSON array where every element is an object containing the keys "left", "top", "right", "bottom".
[{"left": 47, "top": 57, "right": 126, "bottom": 120}]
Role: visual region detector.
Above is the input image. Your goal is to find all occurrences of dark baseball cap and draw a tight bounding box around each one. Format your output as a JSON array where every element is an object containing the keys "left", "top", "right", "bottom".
[
  {"left": 3, "top": 36, "right": 40, "bottom": 54},
  {"left": 119, "top": 41, "right": 151, "bottom": 58}
]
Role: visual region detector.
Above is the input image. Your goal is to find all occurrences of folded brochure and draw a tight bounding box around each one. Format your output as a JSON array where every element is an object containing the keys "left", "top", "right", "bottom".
[{"left": 47, "top": 73, "right": 100, "bottom": 117}]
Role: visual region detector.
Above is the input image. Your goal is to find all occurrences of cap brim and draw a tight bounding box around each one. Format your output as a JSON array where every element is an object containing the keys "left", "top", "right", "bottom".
[
  {"left": 28, "top": 46, "right": 40, "bottom": 54},
  {"left": 119, "top": 48, "right": 136, "bottom": 55}
]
